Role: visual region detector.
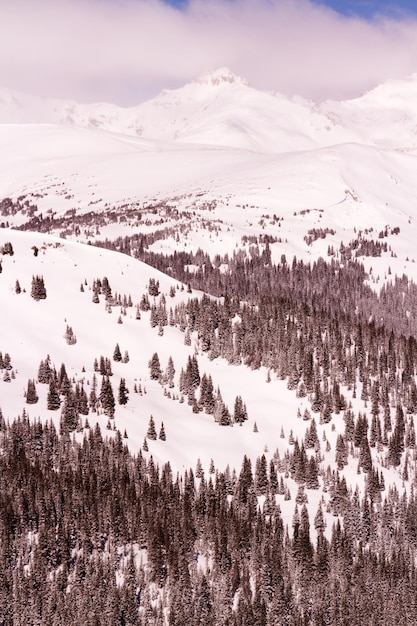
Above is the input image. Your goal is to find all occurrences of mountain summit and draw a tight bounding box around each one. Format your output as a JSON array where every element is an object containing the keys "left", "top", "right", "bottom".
[
  {"left": 1, "top": 71, "right": 417, "bottom": 151},
  {"left": 194, "top": 67, "right": 250, "bottom": 87}
]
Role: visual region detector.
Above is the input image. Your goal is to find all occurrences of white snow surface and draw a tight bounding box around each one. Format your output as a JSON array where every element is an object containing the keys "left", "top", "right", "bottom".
[{"left": 1, "top": 69, "right": 417, "bottom": 533}]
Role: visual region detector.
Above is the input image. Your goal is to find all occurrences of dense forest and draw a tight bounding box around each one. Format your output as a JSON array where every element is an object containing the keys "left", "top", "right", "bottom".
[
  {"left": 95, "top": 234, "right": 417, "bottom": 337},
  {"left": 2, "top": 415, "right": 417, "bottom": 626}
]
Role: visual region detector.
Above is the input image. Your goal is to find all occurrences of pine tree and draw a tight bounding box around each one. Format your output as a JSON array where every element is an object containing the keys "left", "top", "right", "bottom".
[
  {"left": 118, "top": 378, "right": 128, "bottom": 405},
  {"left": 61, "top": 389, "right": 79, "bottom": 432},
  {"left": 214, "top": 389, "right": 230, "bottom": 425},
  {"left": 204, "top": 375, "right": 215, "bottom": 414},
  {"left": 2, "top": 353, "right": 11, "bottom": 370},
  {"left": 100, "top": 376, "right": 115, "bottom": 418},
  {"left": 195, "top": 458, "right": 204, "bottom": 478},
  {"left": 76, "top": 384, "right": 89, "bottom": 415},
  {"left": 58, "top": 363, "right": 71, "bottom": 395},
  {"left": 165, "top": 356, "right": 175, "bottom": 388},
  {"left": 31, "top": 275, "right": 47, "bottom": 300},
  {"left": 304, "top": 418, "right": 318, "bottom": 449},
  {"left": 335, "top": 434, "right": 348, "bottom": 470},
  {"left": 38, "top": 355, "right": 52, "bottom": 384},
  {"left": 89, "top": 373, "right": 98, "bottom": 412},
  {"left": 102, "top": 276, "right": 112, "bottom": 300},
  {"left": 47, "top": 380, "right": 61, "bottom": 410},
  {"left": 234, "top": 395, "right": 248, "bottom": 424},
  {"left": 139, "top": 293, "right": 150, "bottom": 311},
  {"left": 147, "top": 415, "right": 157, "bottom": 440},
  {"left": 148, "top": 278, "right": 160, "bottom": 296},
  {"left": 2, "top": 241, "right": 13, "bottom": 255},
  {"left": 359, "top": 435, "right": 372, "bottom": 473},
  {"left": 113, "top": 343, "right": 122, "bottom": 362},
  {"left": 255, "top": 454, "right": 268, "bottom": 495},
  {"left": 388, "top": 404, "right": 406, "bottom": 466},
  {"left": 26, "top": 379, "right": 38, "bottom": 404},
  {"left": 64, "top": 325, "right": 77, "bottom": 345},
  {"left": 148, "top": 352, "right": 162, "bottom": 381},
  {"left": 159, "top": 422, "right": 166, "bottom": 441}
]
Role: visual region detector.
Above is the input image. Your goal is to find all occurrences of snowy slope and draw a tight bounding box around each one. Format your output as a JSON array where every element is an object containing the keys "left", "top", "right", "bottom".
[
  {"left": 0, "top": 229, "right": 345, "bottom": 515},
  {"left": 1, "top": 228, "right": 406, "bottom": 541},
  {"left": 321, "top": 73, "right": 417, "bottom": 150},
  {"left": 2, "top": 70, "right": 417, "bottom": 534},
  {"left": 1, "top": 122, "right": 417, "bottom": 290},
  {"left": 0, "top": 229, "right": 305, "bottom": 473}
]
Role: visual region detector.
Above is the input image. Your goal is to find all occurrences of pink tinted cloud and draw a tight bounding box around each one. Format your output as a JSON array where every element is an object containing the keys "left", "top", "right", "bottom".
[{"left": 1, "top": 0, "right": 417, "bottom": 104}]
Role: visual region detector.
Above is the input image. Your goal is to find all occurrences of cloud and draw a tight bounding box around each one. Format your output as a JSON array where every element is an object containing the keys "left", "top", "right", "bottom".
[{"left": 1, "top": 0, "right": 417, "bottom": 104}]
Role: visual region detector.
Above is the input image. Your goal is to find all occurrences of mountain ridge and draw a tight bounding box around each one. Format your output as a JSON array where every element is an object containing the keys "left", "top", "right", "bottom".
[{"left": 6, "top": 68, "right": 417, "bottom": 152}]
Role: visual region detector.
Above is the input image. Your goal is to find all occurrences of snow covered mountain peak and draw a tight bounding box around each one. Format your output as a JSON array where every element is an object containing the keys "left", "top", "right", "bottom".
[
  {"left": 351, "top": 72, "right": 417, "bottom": 108},
  {"left": 194, "top": 67, "right": 250, "bottom": 88}
]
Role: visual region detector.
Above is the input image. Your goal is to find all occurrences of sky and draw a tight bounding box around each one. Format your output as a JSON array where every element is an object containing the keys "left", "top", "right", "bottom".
[{"left": 1, "top": 0, "right": 417, "bottom": 106}]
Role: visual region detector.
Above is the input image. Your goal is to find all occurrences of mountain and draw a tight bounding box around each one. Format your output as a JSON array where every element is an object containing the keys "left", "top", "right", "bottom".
[
  {"left": 3, "top": 69, "right": 417, "bottom": 153},
  {"left": 1, "top": 67, "right": 356, "bottom": 152},
  {"left": 0, "top": 227, "right": 308, "bottom": 477},
  {"left": 320, "top": 72, "right": 417, "bottom": 150},
  {"left": 1, "top": 66, "right": 417, "bottom": 496},
  {"left": 2, "top": 69, "right": 417, "bottom": 623}
]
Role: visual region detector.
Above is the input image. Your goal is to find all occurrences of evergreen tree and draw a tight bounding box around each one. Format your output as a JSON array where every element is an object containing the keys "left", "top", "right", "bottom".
[
  {"left": 58, "top": 363, "right": 71, "bottom": 395},
  {"left": 388, "top": 405, "right": 406, "bottom": 466},
  {"left": 31, "top": 275, "right": 47, "bottom": 300},
  {"left": 335, "top": 434, "right": 348, "bottom": 470},
  {"left": 26, "top": 379, "right": 38, "bottom": 404},
  {"left": 149, "top": 352, "right": 162, "bottom": 381},
  {"left": 61, "top": 389, "right": 79, "bottom": 432},
  {"left": 76, "top": 384, "right": 89, "bottom": 416},
  {"left": 148, "top": 278, "right": 160, "bottom": 296},
  {"left": 2, "top": 241, "right": 13, "bottom": 255},
  {"left": 64, "top": 325, "right": 77, "bottom": 345},
  {"left": 204, "top": 375, "right": 215, "bottom": 414},
  {"left": 159, "top": 422, "right": 166, "bottom": 441},
  {"left": 2, "top": 353, "right": 11, "bottom": 370},
  {"left": 118, "top": 378, "right": 128, "bottom": 405},
  {"left": 89, "top": 374, "right": 98, "bottom": 412},
  {"left": 233, "top": 395, "right": 248, "bottom": 424},
  {"left": 255, "top": 454, "right": 268, "bottom": 495},
  {"left": 38, "top": 355, "right": 53, "bottom": 384},
  {"left": 147, "top": 415, "right": 157, "bottom": 440},
  {"left": 47, "top": 380, "right": 61, "bottom": 411},
  {"left": 100, "top": 376, "right": 115, "bottom": 418},
  {"left": 165, "top": 356, "right": 175, "bottom": 388},
  {"left": 102, "top": 276, "right": 112, "bottom": 300},
  {"left": 113, "top": 343, "right": 122, "bottom": 361}
]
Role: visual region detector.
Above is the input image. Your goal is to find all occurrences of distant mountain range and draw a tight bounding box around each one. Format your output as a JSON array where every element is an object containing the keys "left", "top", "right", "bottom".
[{"left": 2, "top": 67, "right": 417, "bottom": 152}]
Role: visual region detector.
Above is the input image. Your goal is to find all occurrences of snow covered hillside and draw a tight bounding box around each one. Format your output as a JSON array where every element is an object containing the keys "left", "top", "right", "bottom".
[
  {"left": 1, "top": 69, "right": 417, "bottom": 292},
  {"left": 1, "top": 68, "right": 417, "bottom": 526},
  {"left": 0, "top": 230, "right": 316, "bottom": 478},
  {"left": 4, "top": 68, "right": 417, "bottom": 626}
]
